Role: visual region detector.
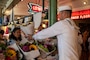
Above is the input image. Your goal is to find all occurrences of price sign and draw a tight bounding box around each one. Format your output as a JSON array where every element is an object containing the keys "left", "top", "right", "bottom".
[{"left": 28, "top": 3, "right": 42, "bottom": 13}]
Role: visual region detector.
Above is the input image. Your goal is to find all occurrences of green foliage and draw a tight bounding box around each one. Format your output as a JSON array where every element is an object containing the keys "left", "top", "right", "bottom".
[
  {"left": 38, "top": 44, "right": 49, "bottom": 52},
  {"left": 0, "top": 43, "right": 7, "bottom": 50}
]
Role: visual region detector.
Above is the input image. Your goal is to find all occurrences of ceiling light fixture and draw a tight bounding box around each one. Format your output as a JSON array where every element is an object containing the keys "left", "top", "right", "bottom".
[{"left": 83, "top": 2, "right": 87, "bottom": 5}]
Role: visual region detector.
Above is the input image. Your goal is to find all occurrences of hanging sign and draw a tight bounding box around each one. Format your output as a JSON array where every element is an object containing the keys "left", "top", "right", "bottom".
[
  {"left": 71, "top": 9, "right": 90, "bottom": 19},
  {"left": 28, "top": 3, "right": 42, "bottom": 13},
  {"left": 58, "top": 9, "right": 90, "bottom": 20}
]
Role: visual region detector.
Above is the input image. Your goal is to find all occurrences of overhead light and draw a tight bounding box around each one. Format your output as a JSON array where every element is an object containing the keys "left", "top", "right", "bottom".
[
  {"left": 42, "top": 24, "right": 47, "bottom": 28},
  {"left": 83, "top": 2, "right": 87, "bottom": 5}
]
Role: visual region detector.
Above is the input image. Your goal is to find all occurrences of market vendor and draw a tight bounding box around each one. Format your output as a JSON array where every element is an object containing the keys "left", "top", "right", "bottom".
[{"left": 32, "top": 5, "right": 80, "bottom": 60}]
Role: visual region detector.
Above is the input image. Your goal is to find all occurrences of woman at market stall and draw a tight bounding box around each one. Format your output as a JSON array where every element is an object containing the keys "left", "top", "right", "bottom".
[
  {"left": 7, "top": 27, "right": 24, "bottom": 60},
  {"left": 8, "top": 27, "right": 22, "bottom": 45}
]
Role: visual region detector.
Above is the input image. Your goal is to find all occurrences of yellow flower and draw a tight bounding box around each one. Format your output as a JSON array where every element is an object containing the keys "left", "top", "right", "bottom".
[
  {"left": 6, "top": 48, "right": 17, "bottom": 58},
  {"left": 29, "top": 44, "right": 38, "bottom": 50}
]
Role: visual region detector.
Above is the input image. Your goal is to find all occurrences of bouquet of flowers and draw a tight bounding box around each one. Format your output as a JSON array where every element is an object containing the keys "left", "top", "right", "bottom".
[
  {"left": 5, "top": 47, "right": 18, "bottom": 60},
  {"left": 37, "top": 41, "right": 56, "bottom": 56},
  {"left": 0, "top": 42, "right": 7, "bottom": 60},
  {"left": 20, "top": 42, "right": 30, "bottom": 52},
  {"left": 0, "top": 42, "right": 7, "bottom": 53},
  {"left": 19, "top": 42, "right": 40, "bottom": 60}
]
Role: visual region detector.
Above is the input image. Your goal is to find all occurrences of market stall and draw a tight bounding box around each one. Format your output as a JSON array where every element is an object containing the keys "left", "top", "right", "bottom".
[{"left": 0, "top": 10, "right": 58, "bottom": 60}]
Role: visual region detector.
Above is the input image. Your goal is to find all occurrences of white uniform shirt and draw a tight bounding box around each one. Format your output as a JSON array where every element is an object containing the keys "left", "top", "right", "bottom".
[{"left": 33, "top": 18, "right": 79, "bottom": 60}]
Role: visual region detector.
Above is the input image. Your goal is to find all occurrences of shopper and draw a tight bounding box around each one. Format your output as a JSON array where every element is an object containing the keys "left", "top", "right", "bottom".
[
  {"left": 88, "top": 34, "right": 90, "bottom": 60},
  {"left": 32, "top": 5, "right": 80, "bottom": 60},
  {"left": 78, "top": 32, "right": 83, "bottom": 59},
  {"left": 82, "top": 29, "right": 89, "bottom": 51},
  {"left": 7, "top": 27, "right": 24, "bottom": 60},
  {"left": 88, "top": 34, "right": 90, "bottom": 51},
  {"left": 8, "top": 27, "right": 22, "bottom": 45}
]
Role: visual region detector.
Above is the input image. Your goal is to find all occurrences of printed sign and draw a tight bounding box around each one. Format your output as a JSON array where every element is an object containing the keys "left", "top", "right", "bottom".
[{"left": 28, "top": 3, "right": 42, "bottom": 13}]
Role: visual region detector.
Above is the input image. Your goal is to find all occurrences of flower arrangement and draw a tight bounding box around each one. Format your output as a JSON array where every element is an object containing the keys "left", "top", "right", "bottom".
[
  {"left": 0, "top": 42, "right": 7, "bottom": 60},
  {"left": 0, "top": 42, "right": 7, "bottom": 53},
  {"left": 37, "top": 41, "right": 56, "bottom": 55},
  {"left": 19, "top": 42, "right": 40, "bottom": 60},
  {"left": 20, "top": 42, "right": 38, "bottom": 52},
  {"left": 5, "top": 47, "right": 18, "bottom": 60}
]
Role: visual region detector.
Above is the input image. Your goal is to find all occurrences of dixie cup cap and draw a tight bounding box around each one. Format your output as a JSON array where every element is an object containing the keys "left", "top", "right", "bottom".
[{"left": 58, "top": 5, "right": 72, "bottom": 12}]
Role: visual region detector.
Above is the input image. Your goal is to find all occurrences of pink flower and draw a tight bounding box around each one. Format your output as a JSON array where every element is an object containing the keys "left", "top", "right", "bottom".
[{"left": 22, "top": 46, "right": 29, "bottom": 52}]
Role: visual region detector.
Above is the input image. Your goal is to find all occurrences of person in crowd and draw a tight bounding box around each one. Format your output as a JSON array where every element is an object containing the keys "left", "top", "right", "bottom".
[
  {"left": 88, "top": 34, "right": 90, "bottom": 51},
  {"left": 0, "top": 30, "right": 5, "bottom": 44},
  {"left": 78, "top": 32, "right": 83, "bottom": 59},
  {"left": 32, "top": 5, "right": 80, "bottom": 60},
  {"left": 8, "top": 27, "right": 22, "bottom": 45},
  {"left": 82, "top": 29, "right": 89, "bottom": 51},
  {"left": 0, "top": 30, "right": 6, "bottom": 60},
  {"left": 7, "top": 27, "right": 24, "bottom": 60},
  {"left": 88, "top": 34, "right": 90, "bottom": 60}
]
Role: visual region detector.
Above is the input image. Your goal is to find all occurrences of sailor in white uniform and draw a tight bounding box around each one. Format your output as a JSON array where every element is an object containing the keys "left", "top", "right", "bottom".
[{"left": 33, "top": 5, "right": 79, "bottom": 60}]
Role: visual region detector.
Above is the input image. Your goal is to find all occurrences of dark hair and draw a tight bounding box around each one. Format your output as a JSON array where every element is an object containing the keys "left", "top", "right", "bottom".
[
  {"left": 9, "top": 27, "right": 22, "bottom": 41},
  {"left": 0, "top": 30, "right": 4, "bottom": 35}
]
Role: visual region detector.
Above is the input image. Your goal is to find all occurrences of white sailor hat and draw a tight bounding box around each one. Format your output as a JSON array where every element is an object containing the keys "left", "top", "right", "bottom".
[{"left": 58, "top": 5, "right": 72, "bottom": 12}]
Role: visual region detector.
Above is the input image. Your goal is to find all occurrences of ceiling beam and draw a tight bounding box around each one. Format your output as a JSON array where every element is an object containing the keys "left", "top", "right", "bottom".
[
  {"left": 0, "top": 1, "right": 8, "bottom": 8},
  {"left": 7, "top": 0, "right": 21, "bottom": 10},
  {"left": 0, "top": 1, "right": 7, "bottom": 4},
  {"left": 2, "top": 0, "right": 21, "bottom": 14}
]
